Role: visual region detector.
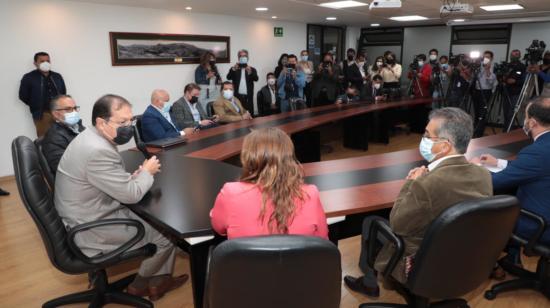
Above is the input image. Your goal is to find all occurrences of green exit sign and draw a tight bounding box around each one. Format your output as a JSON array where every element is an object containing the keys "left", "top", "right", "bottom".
[{"left": 274, "top": 27, "right": 284, "bottom": 37}]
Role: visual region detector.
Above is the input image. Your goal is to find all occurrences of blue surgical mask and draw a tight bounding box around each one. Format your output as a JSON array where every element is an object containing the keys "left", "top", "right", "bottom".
[
  {"left": 162, "top": 101, "right": 173, "bottom": 114},
  {"left": 239, "top": 57, "right": 248, "bottom": 65},
  {"left": 64, "top": 111, "right": 80, "bottom": 126},
  {"left": 418, "top": 61, "right": 424, "bottom": 67},
  {"left": 301, "top": 55, "right": 309, "bottom": 62},
  {"left": 223, "top": 89, "right": 234, "bottom": 100},
  {"left": 441, "top": 63, "right": 449, "bottom": 70},
  {"left": 419, "top": 137, "right": 440, "bottom": 162}
]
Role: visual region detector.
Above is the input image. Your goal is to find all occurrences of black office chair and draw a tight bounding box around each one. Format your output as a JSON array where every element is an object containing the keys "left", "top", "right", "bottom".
[
  {"left": 206, "top": 101, "right": 215, "bottom": 117},
  {"left": 361, "top": 195, "right": 520, "bottom": 308},
  {"left": 289, "top": 98, "right": 308, "bottom": 111},
  {"left": 34, "top": 137, "right": 55, "bottom": 190},
  {"left": 485, "top": 209, "right": 550, "bottom": 300},
  {"left": 12, "top": 136, "right": 157, "bottom": 308},
  {"left": 203, "top": 235, "right": 341, "bottom": 308},
  {"left": 134, "top": 114, "right": 144, "bottom": 138}
]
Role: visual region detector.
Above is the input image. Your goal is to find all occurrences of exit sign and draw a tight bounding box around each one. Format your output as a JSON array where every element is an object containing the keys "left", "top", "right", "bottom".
[{"left": 274, "top": 27, "right": 284, "bottom": 37}]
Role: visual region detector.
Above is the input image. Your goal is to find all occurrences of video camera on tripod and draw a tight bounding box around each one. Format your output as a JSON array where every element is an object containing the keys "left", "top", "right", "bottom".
[
  {"left": 493, "top": 61, "right": 514, "bottom": 78},
  {"left": 409, "top": 55, "right": 421, "bottom": 72},
  {"left": 524, "top": 39, "right": 546, "bottom": 65}
]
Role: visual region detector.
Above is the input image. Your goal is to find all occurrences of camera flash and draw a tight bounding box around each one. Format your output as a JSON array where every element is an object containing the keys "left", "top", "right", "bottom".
[{"left": 470, "top": 51, "right": 480, "bottom": 59}]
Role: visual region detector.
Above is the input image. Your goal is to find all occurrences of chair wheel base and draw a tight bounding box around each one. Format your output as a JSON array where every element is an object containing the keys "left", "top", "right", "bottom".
[{"left": 484, "top": 290, "right": 496, "bottom": 300}]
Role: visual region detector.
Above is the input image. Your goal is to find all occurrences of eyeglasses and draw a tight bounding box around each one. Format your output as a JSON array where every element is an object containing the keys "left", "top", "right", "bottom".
[
  {"left": 107, "top": 118, "right": 136, "bottom": 128},
  {"left": 55, "top": 106, "right": 80, "bottom": 112},
  {"left": 422, "top": 133, "right": 447, "bottom": 142}
]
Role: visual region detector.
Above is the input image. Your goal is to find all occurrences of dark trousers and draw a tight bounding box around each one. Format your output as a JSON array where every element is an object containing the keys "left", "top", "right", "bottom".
[
  {"left": 235, "top": 93, "right": 253, "bottom": 115},
  {"left": 473, "top": 89, "right": 493, "bottom": 138},
  {"left": 503, "top": 93, "right": 520, "bottom": 131},
  {"left": 359, "top": 216, "right": 390, "bottom": 287},
  {"left": 304, "top": 82, "right": 313, "bottom": 108}
]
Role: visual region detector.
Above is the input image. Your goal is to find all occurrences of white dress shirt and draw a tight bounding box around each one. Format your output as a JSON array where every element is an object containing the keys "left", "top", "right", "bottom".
[
  {"left": 238, "top": 69, "right": 248, "bottom": 95},
  {"left": 428, "top": 154, "right": 464, "bottom": 172}
]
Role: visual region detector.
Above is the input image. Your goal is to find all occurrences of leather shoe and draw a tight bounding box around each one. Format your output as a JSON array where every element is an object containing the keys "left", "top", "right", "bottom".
[
  {"left": 344, "top": 275, "right": 380, "bottom": 298},
  {"left": 148, "top": 274, "right": 189, "bottom": 301},
  {"left": 0, "top": 188, "right": 9, "bottom": 196},
  {"left": 127, "top": 275, "right": 150, "bottom": 297}
]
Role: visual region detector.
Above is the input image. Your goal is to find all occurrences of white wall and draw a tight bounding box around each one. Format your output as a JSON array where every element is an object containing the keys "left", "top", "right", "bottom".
[
  {"left": 403, "top": 26, "right": 451, "bottom": 66},
  {"left": 0, "top": 0, "right": 307, "bottom": 177},
  {"left": 510, "top": 22, "right": 550, "bottom": 61},
  {"left": 346, "top": 26, "right": 361, "bottom": 52}
]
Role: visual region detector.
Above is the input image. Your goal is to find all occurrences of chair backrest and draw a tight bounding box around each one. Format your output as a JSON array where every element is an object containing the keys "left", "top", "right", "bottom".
[
  {"left": 204, "top": 235, "right": 341, "bottom": 308},
  {"left": 134, "top": 114, "right": 144, "bottom": 138},
  {"left": 407, "top": 195, "right": 520, "bottom": 299},
  {"left": 290, "top": 98, "right": 307, "bottom": 111},
  {"left": 206, "top": 101, "right": 215, "bottom": 117},
  {"left": 33, "top": 137, "right": 55, "bottom": 190},
  {"left": 12, "top": 136, "right": 92, "bottom": 274}
]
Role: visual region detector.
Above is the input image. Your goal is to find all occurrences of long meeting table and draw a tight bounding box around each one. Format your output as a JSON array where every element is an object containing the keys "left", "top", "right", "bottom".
[{"left": 122, "top": 98, "right": 530, "bottom": 308}]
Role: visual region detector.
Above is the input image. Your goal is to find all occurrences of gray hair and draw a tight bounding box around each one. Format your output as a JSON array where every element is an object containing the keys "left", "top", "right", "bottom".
[
  {"left": 429, "top": 107, "right": 473, "bottom": 154},
  {"left": 238, "top": 49, "right": 249, "bottom": 57},
  {"left": 49, "top": 94, "right": 73, "bottom": 111}
]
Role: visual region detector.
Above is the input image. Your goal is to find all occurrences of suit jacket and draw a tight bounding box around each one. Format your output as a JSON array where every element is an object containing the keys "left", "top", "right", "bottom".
[
  {"left": 54, "top": 127, "right": 154, "bottom": 256},
  {"left": 492, "top": 132, "right": 550, "bottom": 243},
  {"left": 312, "top": 64, "right": 342, "bottom": 102},
  {"left": 363, "top": 84, "right": 384, "bottom": 101},
  {"left": 212, "top": 96, "right": 247, "bottom": 123},
  {"left": 347, "top": 63, "right": 370, "bottom": 91},
  {"left": 374, "top": 156, "right": 493, "bottom": 283},
  {"left": 42, "top": 120, "right": 85, "bottom": 174},
  {"left": 19, "top": 70, "right": 67, "bottom": 119},
  {"left": 256, "top": 85, "right": 281, "bottom": 116},
  {"left": 141, "top": 105, "right": 180, "bottom": 142},
  {"left": 169, "top": 97, "right": 208, "bottom": 130},
  {"left": 226, "top": 66, "right": 259, "bottom": 98}
]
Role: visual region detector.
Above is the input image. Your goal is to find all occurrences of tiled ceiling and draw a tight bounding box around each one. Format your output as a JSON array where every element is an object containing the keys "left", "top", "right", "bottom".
[{"left": 68, "top": 0, "right": 550, "bottom": 27}]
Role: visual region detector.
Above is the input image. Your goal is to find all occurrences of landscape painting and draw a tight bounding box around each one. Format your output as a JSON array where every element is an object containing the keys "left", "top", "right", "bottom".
[{"left": 109, "top": 32, "right": 230, "bottom": 66}]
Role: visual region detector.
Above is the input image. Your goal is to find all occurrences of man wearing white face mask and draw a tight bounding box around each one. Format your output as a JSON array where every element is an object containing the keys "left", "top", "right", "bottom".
[
  {"left": 213, "top": 82, "right": 252, "bottom": 123},
  {"left": 344, "top": 107, "right": 492, "bottom": 297},
  {"left": 19, "top": 52, "right": 67, "bottom": 137},
  {"left": 42, "top": 95, "right": 85, "bottom": 174},
  {"left": 347, "top": 53, "right": 370, "bottom": 99},
  {"left": 227, "top": 49, "right": 258, "bottom": 115},
  {"left": 472, "top": 50, "right": 497, "bottom": 138},
  {"left": 257, "top": 72, "right": 281, "bottom": 116}
]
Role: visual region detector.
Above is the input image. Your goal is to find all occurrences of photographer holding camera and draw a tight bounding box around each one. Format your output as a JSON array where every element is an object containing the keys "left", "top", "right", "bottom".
[
  {"left": 472, "top": 51, "right": 497, "bottom": 137},
  {"left": 277, "top": 54, "right": 306, "bottom": 112},
  {"left": 312, "top": 52, "right": 342, "bottom": 106},
  {"left": 446, "top": 54, "right": 473, "bottom": 108},
  {"left": 380, "top": 51, "right": 402, "bottom": 98},
  {"left": 529, "top": 51, "right": 550, "bottom": 86},
  {"left": 501, "top": 50, "right": 527, "bottom": 129},
  {"left": 407, "top": 54, "right": 432, "bottom": 98}
]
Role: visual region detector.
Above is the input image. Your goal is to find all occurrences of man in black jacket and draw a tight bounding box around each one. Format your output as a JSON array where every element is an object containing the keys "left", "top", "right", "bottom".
[
  {"left": 226, "top": 49, "right": 259, "bottom": 115},
  {"left": 256, "top": 72, "right": 281, "bottom": 116},
  {"left": 347, "top": 53, "right": 370, "bottom": 99},
  {"left": 42, "top": 95, "right": 85, "bottom": 174}
]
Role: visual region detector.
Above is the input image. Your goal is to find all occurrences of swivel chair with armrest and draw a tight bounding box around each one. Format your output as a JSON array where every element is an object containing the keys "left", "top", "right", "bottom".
[
  {"left": 485, "top": 209, "right": 550, "bottom": 300},
  {"left": 12, "top": 136, "right": 156, "bottom": 308},
  {"left": 360, "top": 195, "right": 520, "bottom": 308}
]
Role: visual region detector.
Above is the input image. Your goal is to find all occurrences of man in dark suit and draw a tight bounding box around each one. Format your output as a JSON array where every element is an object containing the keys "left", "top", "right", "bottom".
[
  {"left": 365, "top": 74, "right": 386, "bottom": 102},
  {"left": 141, "top": 89, "right": 190, "bottom": 142},
  {"left": 345, "top": 107, "right": 493, "bottom": 297},
  {"left": 19, "top": 52, "right": 67, "bottom": 137},
  {"left": 256, "top": 72, "right": 281, "bottom": 116},
  {"left": 476, "top": 97, "right": 550, "bottom": 264},
  {"left": 170, "top": 83, "right": 218, "bottom": 131},
  {"left": 347, "top": 53, "right": 370, "bottom": 98},
  {"left": 42, "top": 95, "right": 85, "bottom": 174},
  {"left": 226, "top": 49, "right": 259, "bottom": 115}
]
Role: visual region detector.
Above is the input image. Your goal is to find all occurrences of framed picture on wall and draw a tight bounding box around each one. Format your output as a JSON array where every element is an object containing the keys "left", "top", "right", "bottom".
[{"left": 109, "top": 32, "right": 230, "bottom": 66}]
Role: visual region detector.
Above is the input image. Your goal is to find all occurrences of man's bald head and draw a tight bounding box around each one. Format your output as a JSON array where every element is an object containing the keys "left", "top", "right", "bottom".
[{"left": 151, "top": 89, "right": 170, "bottom": 108}]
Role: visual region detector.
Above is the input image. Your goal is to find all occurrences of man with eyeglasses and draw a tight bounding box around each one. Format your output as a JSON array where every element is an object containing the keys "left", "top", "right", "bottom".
[
  {"left": 42, "top": 95, "right": 85, "bottom": 174},
  {"left": 344, "top": 107, "right": 492, "bottom": 297},
  {"left": 55, "top": 94, "right": 188, "bottom": 301}
]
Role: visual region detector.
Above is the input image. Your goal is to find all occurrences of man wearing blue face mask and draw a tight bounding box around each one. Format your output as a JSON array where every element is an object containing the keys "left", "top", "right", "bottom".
[
  {"left": 141, "top": 89, "right": 195, "bottom": 142},
  {"left": 227, "top": 49, "right": 259, "bottom": 115},
  {"left": 42, "top": 95, "right": 85, "bottom": 174},
  {"left": 344, "top": 107, "right": 492, "bottom": 298}
]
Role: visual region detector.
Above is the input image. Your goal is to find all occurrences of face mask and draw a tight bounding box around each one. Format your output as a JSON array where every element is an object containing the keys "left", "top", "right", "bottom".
[
  {"left": 324, "top": 60, "right": 332, "bottom": 65},
  {"left": 267, "top": 78, "right": 276, "bottom": 86},
  {"left": 374, "top": 83, "right": 381, "bottom": 90},
  {"left": 347, "top": 55, "right": 354, "bottom": 61},
  {"left": 190, "top": 96, "right": 199, "bottom": 104},
  {"left": 39, "top": 61, "right": 51, "bottom": 72},
  {"left": 281, "top": 59, "right": 288, "bottom": 65},
  {"left": 511, "top": 56, "right": 520, "bottom": 62},
  {"left": 429, "top": 54, "right": 437, "bottom": 61},
  {"left": 544, "top": 58, "right": 550, "bottom": 65},
  {"left": 441, "top": 63, "right": 449, "bottom": 70},
  {"left": 209, "top": 60, "right": 216, "bottom": 66},
  {"left": 223, "top": 89, "right": 234, "bottom": 100},
  {"left": 287, "top": 63, "right": 296, "bottom": 69},
  {"left": 483, "top": 57, "right": 491, "bottom": 65},
  {"left": 64, "top": 111, "right": 80, "bottom": 126},
  {"left": 301, "top": 55, "right": 309, "bottom": 62},
  {"left": 357, "top": 62, "right": 365, "bottom": 67},
  {"left": 523, "top": 119, "right": 532, "bottom": 137},
  {"left": 112, "top": 125, "right": 134, "bottom": 145},
  {"left": 418, "top": 61, "right": 425, "bottom": 67},
  {"left": 239, "top": 57, "right": 248, "bottom": 65},
  {"left": 162, "top": 101, "right": 173, "bottom": 113},
  {"left": 376, "top": 61, "right": 383, "bottom": 67},
  {"left": 419, "top": 137, "right": 443, "bottom": 162}
]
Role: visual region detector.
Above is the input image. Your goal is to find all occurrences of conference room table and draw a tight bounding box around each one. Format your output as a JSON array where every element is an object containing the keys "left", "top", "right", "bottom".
[{"left": 123, "top": 98, "right": 530, "bottom": 308}]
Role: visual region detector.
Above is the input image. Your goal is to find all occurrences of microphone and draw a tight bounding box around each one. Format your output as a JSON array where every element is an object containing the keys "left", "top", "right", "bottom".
[{"left": 133, "top": 125, "right": 152, "bottom": 159}]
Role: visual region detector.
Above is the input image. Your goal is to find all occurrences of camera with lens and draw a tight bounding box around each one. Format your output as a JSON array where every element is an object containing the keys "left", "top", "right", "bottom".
[
  {"left": 409, "top": 55, "right": 420, "bottom": 72},
  {"left": 524, "top": 39, "right": 547, "bottom": 65},
  {"left": 493, "top": 61, "right": 512, "bottom": 78},
  {"left": 449, "top": 53, "right": 466, "bottom": 67}
]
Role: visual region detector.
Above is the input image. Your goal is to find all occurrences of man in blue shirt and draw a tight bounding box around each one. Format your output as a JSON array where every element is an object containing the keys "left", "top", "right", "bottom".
[
  {"left": 476, "top": 97, "right": 550, "bottom": 264},
  {"left": 277, "top": 54, "right": 306, "bottom": 112}
]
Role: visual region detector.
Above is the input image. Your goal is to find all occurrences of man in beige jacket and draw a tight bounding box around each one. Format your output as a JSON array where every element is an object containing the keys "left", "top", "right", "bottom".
[
  {"left": 344, "top": 107, "right": 493, "bottom": 297},
  {"left": 212, "top": 81, "right": 253, "bottom": 123}
]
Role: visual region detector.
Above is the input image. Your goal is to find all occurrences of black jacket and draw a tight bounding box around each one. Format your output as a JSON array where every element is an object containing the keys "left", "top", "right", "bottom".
[
  {"left": 19, "top": 70, "right": 66, "bottom": 120},
  {"left": 226, "top": 66, "right": 259, "bottom": 98},
  {"left": 347, "top": 63, "right": 370, "bottom": 91},
  {"left": 42, "top": 121, "right": 85, "bottom": 173},
  {"left": 256, "top": 85, "right": 281, "bottom": 116}
]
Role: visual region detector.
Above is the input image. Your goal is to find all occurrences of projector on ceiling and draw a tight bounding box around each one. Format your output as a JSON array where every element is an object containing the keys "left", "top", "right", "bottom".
[
  {"left": 369, "top": 0, "right": 402, "bottom": 10},
  {"left": 440, "top": 2, "right": 474, "bottom": 15}
]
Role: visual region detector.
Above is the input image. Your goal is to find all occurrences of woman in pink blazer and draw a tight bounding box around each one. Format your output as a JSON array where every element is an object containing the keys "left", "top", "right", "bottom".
[{"left": 210, "top": 127, "right": 328, "bottom": 239}]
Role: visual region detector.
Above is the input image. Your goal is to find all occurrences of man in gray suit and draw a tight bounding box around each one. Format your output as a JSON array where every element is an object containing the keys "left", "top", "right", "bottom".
[
  {"left": 170, "top": 83, "right": 218, "bottom": 131},
  {"left": 55, "top": 94, "right": 187, "bottom": 300}
]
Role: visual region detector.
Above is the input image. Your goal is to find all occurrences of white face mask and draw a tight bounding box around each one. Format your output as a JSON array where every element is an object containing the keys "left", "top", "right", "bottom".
[
  {"left": 429, "top": 54, "right": 437, "bottom": 61},
  {"left": 483, "top": 57, "right": 491, "bottom": 65},
  {"left": 418, "top": 61, "right": 424, "bottom": 67},
  {"left": 223, "top": 89, "right": 234, "bottom": 100},
  {"left": 39, "top": 61, "right": 51, "bottom": 72},
  {"left": 376, "top": 61, "right": 383, "bottom": 67},
  {"left": 267, "top": 78, "right": 276, "bottom": 86},
  {"left": 374, "top": 83, "right": 381, "bottom": 89},
  {"left": 357, "top": 62, "right": 365, "bottom": 67}
]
